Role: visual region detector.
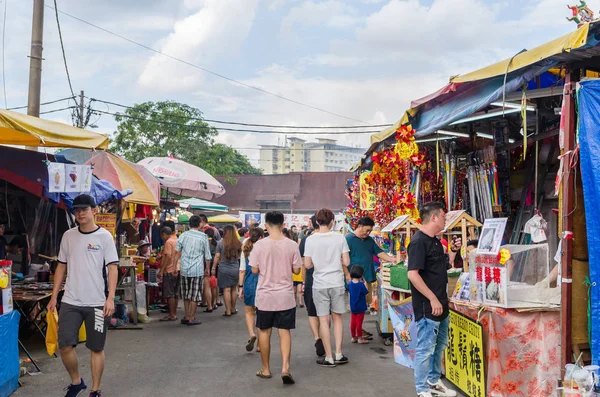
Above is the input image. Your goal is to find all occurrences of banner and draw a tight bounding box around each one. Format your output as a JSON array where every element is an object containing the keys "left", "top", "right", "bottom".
[
  {"left": 95, "top": 213, "right": 117, "bottom": 237},
  {"left": 80, "top": 165, "right": 93, "bottom": 192},
  {"left": 359, "top": 171, "right": 375, "bottom": 210},
  {"left": 47, "top": 162, "right": 66, "bottom": 193},
  {"left": 445, "top": 309, "right": 486, "bottom": 397},
  {"left": 387, "top": 295, "right": 417, "bottom": 368}
]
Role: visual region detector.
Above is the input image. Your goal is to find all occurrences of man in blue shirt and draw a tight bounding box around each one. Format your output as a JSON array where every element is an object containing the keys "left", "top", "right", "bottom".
[{"left": 346, "top": 216, "right": 396, "bottom": 333}]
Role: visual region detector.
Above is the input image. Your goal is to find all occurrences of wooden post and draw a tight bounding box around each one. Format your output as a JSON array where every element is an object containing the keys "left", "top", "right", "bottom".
[
  {"left": 560, "top": 69, "right": 578, "bottom": 370},
  {"left": 461, "top": 218, "right": 468, "bottom": 271}
]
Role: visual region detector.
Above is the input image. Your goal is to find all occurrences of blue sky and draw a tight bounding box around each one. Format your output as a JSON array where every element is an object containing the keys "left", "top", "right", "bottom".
[{"left": 2, "top": 0, "right": 583, "bottom": 164}]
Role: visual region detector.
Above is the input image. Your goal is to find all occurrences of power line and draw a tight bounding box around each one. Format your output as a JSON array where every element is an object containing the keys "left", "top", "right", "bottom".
[
  {"left": 46, "top": 4, "right": 368, "bottom": 124},
  {"left": 90, "top": 97, "right": 392, "bottom": 130},
  {"left": 92, "top": 109, "right": 381, "bottom": 135},
  {"left": 7, "top": 96, "right": 72, "bottom": 110},
  {"left": 39, "top": 106, "right": 76, "bottom": 115},
  {"left": 52, "top": 0, "right": 78, "bottom": 122},
  {"left": 2, "top": 0, "right": 7, "bottom": 108}
]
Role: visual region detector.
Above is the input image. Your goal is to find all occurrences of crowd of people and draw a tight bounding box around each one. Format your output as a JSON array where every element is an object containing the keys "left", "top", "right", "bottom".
[{"left": 50, "top": 194, "right": 458, "bottom": 397}]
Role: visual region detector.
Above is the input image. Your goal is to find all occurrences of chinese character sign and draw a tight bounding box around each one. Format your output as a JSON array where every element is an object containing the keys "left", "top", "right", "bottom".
[
  {"left": 445, "top": 309, "right": 486, "bottom": 397},
  {"left": 359, "top": 171, "right": 375, "bottom": 210},
  {"left": 95, "top": 213, "right": 117, "bottom": 237}
]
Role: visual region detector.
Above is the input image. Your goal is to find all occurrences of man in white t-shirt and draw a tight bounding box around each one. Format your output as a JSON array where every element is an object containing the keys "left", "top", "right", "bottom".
[
  {"left": 48, "top": 194, "right": 119, "bottom": 397},
  {"left": 304, "top": 208, "right": 350, "bottom": 368}
]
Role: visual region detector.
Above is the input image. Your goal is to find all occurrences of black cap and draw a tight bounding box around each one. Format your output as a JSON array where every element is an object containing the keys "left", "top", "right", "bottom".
[{"left": 73, "top": 194, "right": 96, "bottom": 209}]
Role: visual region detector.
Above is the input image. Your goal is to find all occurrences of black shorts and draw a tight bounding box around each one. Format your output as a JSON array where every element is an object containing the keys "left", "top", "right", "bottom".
[
  {"left": 58, "top": 302, "right": 109, "bottom": 352},
  {"left": 256, "top": 307, "right": 296, "bottom": 330},
  {"left": 162, "top": 273, "right": 180, "bottom": 299},
  {"left": 303, "top": 286, "right": 318, "bottom": 317}
]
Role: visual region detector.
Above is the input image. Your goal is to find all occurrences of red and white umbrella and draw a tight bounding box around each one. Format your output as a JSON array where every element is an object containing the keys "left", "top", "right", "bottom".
[{"left": 137, "top": 157, "right": 225, "bottom": 200}]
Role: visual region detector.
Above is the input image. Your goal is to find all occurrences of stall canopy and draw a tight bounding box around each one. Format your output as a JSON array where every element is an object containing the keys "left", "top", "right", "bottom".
[
  {"left": 178, "top": 198, "right": 228, "bottom": 213},
  {"left": 0, "top": 109, "right": 109, "bottom": 149},
  {"left": 354, "top": 21, "right": 600, "bottom": 171},
  {"left": 0, "top": 145, "right": 130, "bottom": 208},
  {"left": 85, "top": 151, "right": 160, "bottom": 207},
  {"left": 207, "top": 214, "right": 239, "bottom": 223}
]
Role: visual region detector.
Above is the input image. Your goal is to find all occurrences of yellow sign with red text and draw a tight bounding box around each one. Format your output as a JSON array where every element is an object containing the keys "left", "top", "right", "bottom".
[
  {"left": 95, "top": 213, "right": 117, "bottom": 237},
  {"left": 359, "top": 172, "right": 375, "bottom": 210}
]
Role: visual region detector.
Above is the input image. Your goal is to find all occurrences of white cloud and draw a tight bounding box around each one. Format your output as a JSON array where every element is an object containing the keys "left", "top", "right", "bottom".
[
  {"left": 137, "top": 0, "right": 259, "bottom": 93},
  {"left": 280, "top": 1, "right": 358, "bottom": 40}
]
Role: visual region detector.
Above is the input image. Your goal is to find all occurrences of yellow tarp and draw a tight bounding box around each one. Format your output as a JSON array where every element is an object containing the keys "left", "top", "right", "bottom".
[
  {"left": 0, "top": 109, "right": 109, "bottom": 149},
  {"left": 451, "top": 23, "right": 590, "bottom": 83},
  {"left": 208, "top": 214, "right": 240, "bottom": 223}
]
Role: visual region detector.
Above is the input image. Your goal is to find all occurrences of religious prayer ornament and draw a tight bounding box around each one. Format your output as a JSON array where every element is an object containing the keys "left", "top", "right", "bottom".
[
  {"left": 566, "top": 1, "right": 595, "bottom": 27},
  {"left": 497, "top": 248, "right": 511, "bottom": 265}
]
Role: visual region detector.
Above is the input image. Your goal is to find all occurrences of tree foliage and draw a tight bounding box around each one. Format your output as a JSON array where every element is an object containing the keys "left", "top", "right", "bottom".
[{"left": 110, "top": 101, "right": 260, "bottom": 175}]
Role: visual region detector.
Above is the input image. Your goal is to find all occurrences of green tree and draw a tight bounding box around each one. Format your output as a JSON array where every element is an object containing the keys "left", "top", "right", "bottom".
[{"left": 110, "top": 101, "right": 260, "bottom": 175}]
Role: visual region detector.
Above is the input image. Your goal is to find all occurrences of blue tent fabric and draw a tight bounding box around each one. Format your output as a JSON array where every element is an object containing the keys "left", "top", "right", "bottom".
[
  {"left": 0, "top": 311, "right": 20, "bottom": 397},
  {"left": 576, "top": 79, "right": 600, "bottom": 366}
]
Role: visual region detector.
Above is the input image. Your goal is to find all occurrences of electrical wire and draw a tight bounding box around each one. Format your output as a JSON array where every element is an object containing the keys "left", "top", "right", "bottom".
[
  {"left": 7, "top": 96, "right": 73, "bottom": 110},
  {"left": 2, "top": 0, "right": 7, "bottom": 108},
  {"left": 90, "top": 97, "right": 391, "bottom": 129},
  {"left": 45, "top": 4, "right": 368, "bottom": 124},
  {"left": 92, "top": 109, "right": 381, "bottom": 135},
  {"left": 39, "top": 106, "right": 76, "bottom": 115},
  {"left": 52, "top": 0, "right": 79, "bottom": 122}
]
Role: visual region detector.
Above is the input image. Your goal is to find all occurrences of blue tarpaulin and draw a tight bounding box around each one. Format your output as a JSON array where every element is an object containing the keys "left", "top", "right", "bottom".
[
  {"left": 0, "top": 311, "right": 20, "bottom": 397},
  {"left": 576, "top": 79, "right": 600, "bottom": 366}
]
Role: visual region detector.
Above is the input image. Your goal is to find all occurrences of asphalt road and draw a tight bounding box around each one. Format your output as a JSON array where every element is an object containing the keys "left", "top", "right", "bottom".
[{"left": 15, "top": 305, "right": 462, "bottom": 397}]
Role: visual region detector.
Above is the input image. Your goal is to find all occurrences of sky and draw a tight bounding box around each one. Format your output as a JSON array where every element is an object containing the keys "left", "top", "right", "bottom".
[{"left": 2, "top": 0, "right": 584, "bottom": 166}]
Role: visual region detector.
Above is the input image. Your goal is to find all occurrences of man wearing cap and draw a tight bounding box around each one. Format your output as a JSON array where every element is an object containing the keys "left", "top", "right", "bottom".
[{"left": 48, "top": 194, "right": 119, "bottom": 397}]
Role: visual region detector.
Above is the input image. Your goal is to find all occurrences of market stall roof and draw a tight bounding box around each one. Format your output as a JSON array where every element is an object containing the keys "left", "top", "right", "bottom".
[
  {"left": 381, "top": 215, "right": 421, "bottom": 233},
  {"left": 178, "top": 198, "right": 228, "bottom": 213},
  {"left": 352, "top": 21, "right": 600, "bottom": 172},
  {"left": 208, "top": 214, "right": 240, "bottom": 223},
  {"left": 86, "top": 151, "right": 160, "bottom": 207},
  {"left": 0, "top": 109, "right": 109, "bottom": 149}
]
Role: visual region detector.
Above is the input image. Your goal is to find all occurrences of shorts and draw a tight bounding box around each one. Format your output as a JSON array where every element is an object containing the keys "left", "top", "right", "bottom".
[
  {"left": 162, "top": 273, "right": 180, "bottom": 299},
  {"left": 293, "top": 281, "right": 303, "bottom": 287},
  {"left": 58, "top": 302, "right": 109, "bottom": 352},
  {"left": 313, "top": 286, "right": 346, "bottom": 317},
  {"left": 180, "top": 276, "right": 203, "bottom": 302},
  {"left": 303, "top": 285, "right": 318, "bottom": 317},
  {"left": 256, "top": 307, "right": 296, "bottom": 330}
]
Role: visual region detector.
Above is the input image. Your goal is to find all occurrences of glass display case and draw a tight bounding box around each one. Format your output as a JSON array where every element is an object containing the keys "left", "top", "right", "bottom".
[{"left": 468, "top": 244, "right": 560, "bottom": 309}]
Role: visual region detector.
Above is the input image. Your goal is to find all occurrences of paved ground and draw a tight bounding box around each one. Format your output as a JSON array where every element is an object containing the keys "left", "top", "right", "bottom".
[{"left": 15, "top": 305, "right": 462, "bottom": 397}]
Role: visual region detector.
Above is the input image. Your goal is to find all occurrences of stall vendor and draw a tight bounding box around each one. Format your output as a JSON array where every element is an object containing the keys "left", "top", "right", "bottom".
[{"left": 137, "top": 240, "right": 152, "bottom": 258}]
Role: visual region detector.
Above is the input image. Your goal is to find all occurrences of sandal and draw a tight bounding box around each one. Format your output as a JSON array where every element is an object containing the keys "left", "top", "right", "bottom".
[
  {"left": 256, "top": 370, "right": 272, "bottom": 379},
  {"left": 223, "top": 313, "right": 231, "bottom": 317},
  {"left": 160, "top": 316, "right": 177, "bottom": 322},
  {"left": 246, "top": 336, "right": 257, "bottom": 352},
  {"left": 231, "top": 310, "right": 238, "bottom": 315},
  {"left": 281, "top": 373, "right": 295, "bottom": 385},
  {"left": 203, "top": 308, "right": 213, "bottom": 313}
]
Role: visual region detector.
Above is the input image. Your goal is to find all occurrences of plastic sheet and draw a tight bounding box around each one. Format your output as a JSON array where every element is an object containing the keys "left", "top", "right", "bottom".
[
  {"left": 576, "top": 79, "right": 600, "bottom": 366},
  {"left": 0, "top": 311, "right": 20, "bottom": 397}
]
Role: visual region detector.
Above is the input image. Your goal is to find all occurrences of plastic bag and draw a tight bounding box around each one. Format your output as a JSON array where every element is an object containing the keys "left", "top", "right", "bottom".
[
  {"left": 46, "top": 309, "right": 59, "bottom": 356},
  {"left": 46, "top": 308, "right": 86, "bottom": 356},
  {"left": 209, "top": 276, "right": 217, "bottom": 289}
]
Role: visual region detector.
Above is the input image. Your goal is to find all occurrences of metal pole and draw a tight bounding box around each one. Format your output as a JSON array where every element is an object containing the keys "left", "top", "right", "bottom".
[
  {"left": 26, "top": 0, "right": 44, "bottom": 118},
  {"left": 78, "top": 90, "right": 84, "bottom": 128}
]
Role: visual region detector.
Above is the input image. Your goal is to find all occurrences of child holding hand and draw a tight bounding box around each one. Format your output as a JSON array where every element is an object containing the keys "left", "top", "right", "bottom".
[{"left": 348, "top": 265, "right": 369, "bottom": 344}]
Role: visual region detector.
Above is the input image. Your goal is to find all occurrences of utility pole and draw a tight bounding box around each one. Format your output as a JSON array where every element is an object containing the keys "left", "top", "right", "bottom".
[
  {"left": 78, "top": 90, "right": 84, "bottom": 128},
  {"left": 27, "top": 0, "right": 44, "bottom": 118}
]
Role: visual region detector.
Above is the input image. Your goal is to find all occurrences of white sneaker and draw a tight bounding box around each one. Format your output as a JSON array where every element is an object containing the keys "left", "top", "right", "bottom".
[
  {"left": 427, "top": 380, "right": 457, "bottom": 397},
  {"left": 417, "top": 392, "right": 433, "bottom": 397}
]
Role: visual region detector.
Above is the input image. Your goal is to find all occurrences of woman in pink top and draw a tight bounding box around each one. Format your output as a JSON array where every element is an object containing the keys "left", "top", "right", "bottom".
[{"left": 250, "top": 211, "right": 302, "bottom": 385}]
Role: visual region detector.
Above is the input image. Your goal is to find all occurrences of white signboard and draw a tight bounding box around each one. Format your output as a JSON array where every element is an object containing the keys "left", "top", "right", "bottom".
[
  {"left": 382, "top": 215, "right": 409, "bottom": 233},
  {"left": 47, "top": 162, "right": 65, "bottom": 193},
  {"left": 477, "top": 218, "right": 508, "bottom": 255},
  {"left": 65, "top": 164, "right": 82, "bottom": 192}
]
